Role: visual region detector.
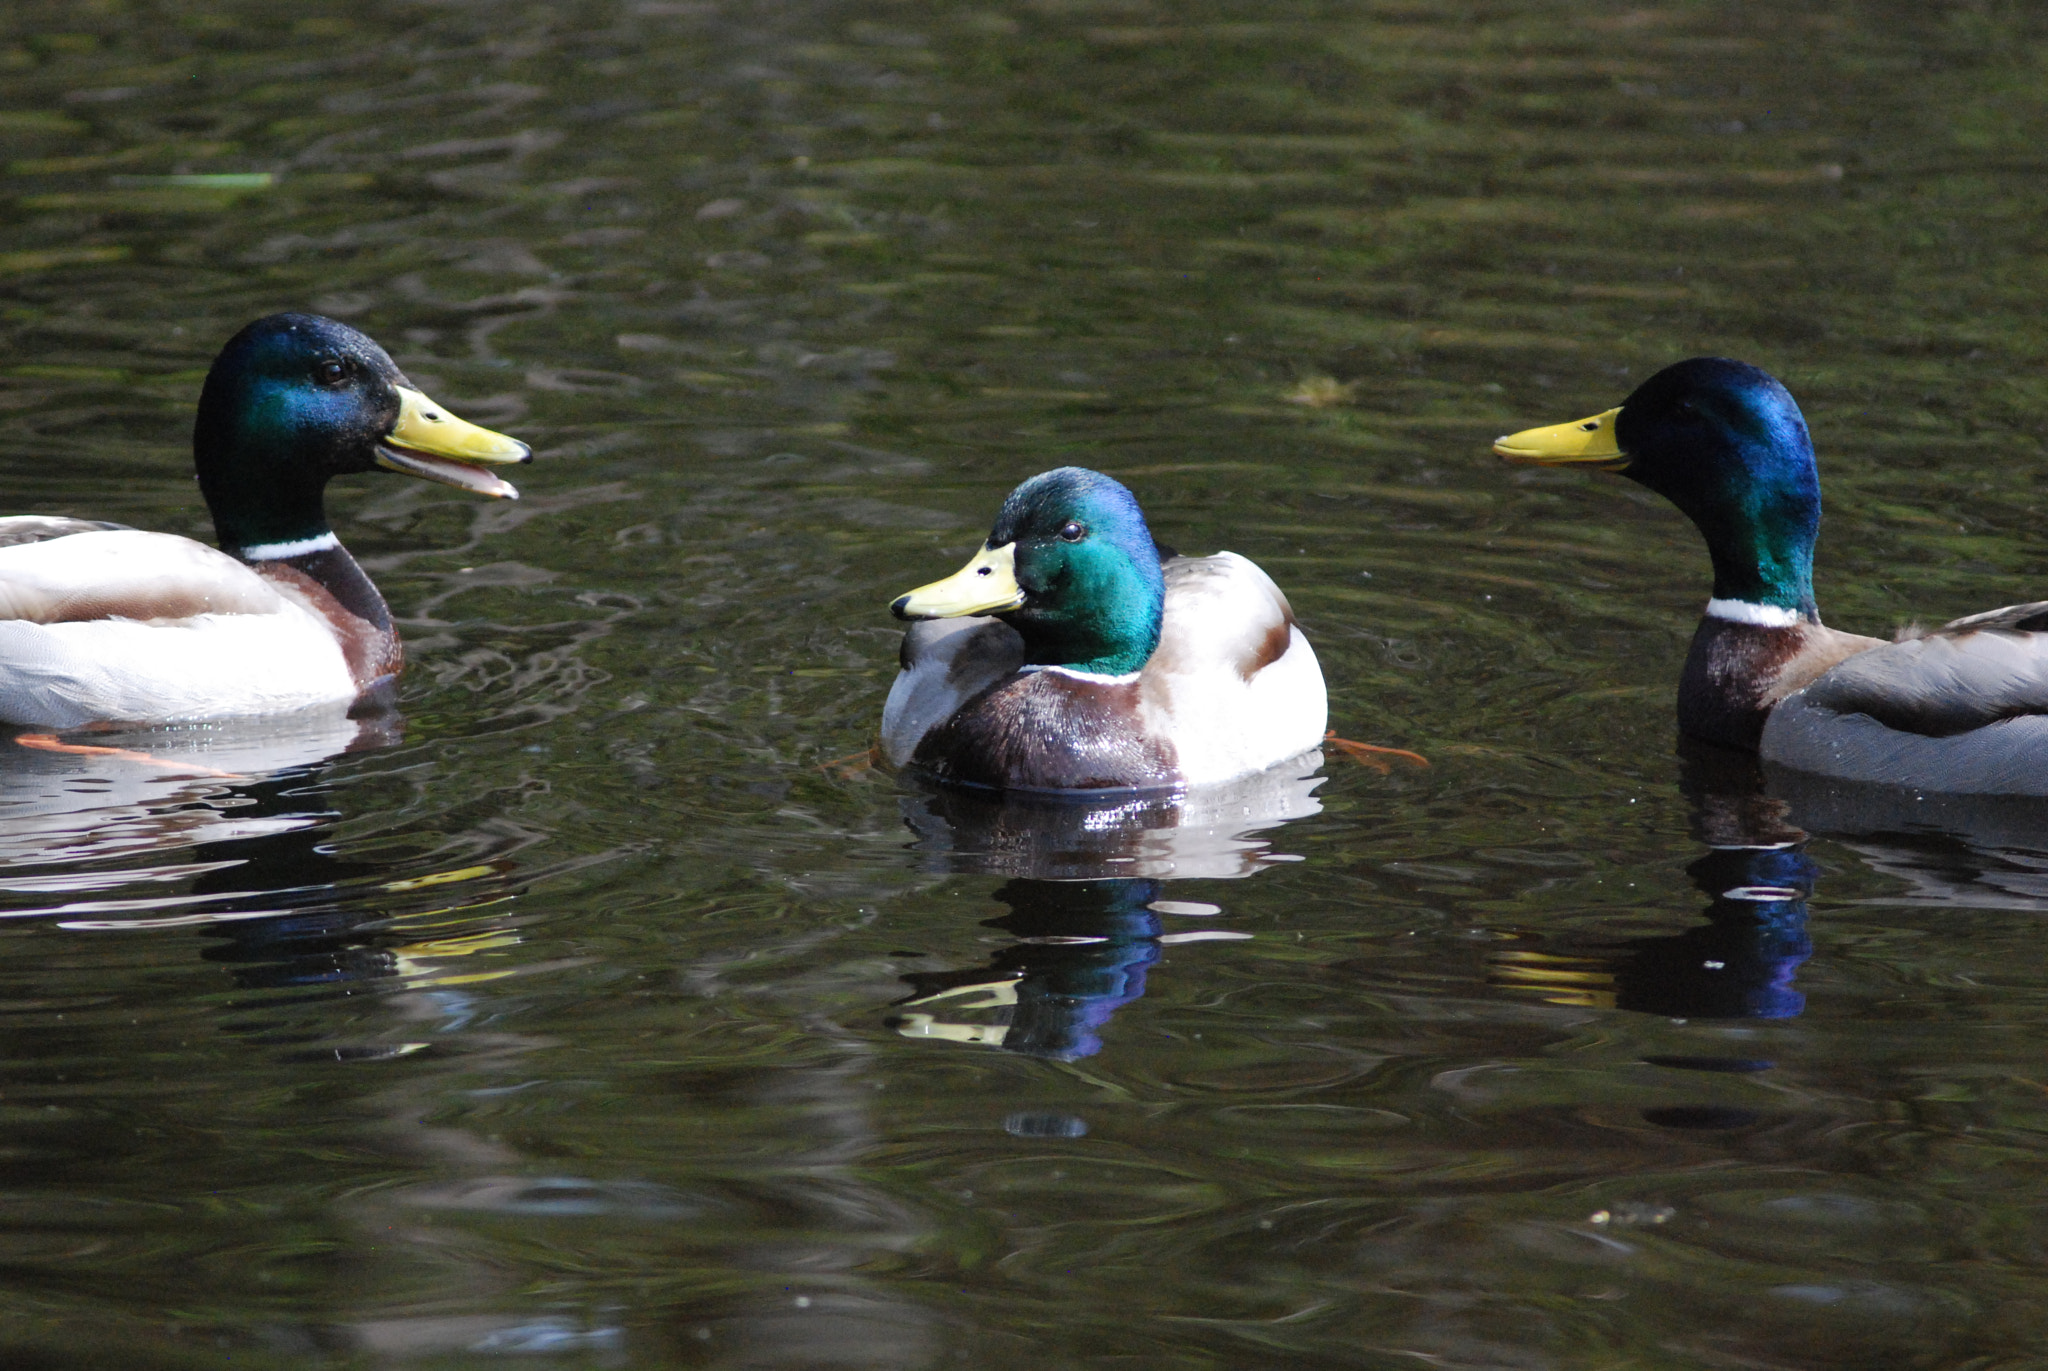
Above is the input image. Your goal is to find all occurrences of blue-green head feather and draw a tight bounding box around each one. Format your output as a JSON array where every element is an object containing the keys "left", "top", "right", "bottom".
[
  {"left": 992, "top": 466, "right": 1165, "bottom": 676},
  {"left": 1614, "top": 358, "right": 1821, "bottom": 616},
  {"left": 193, "top": 313, "right": 410, "bottom": 551}
]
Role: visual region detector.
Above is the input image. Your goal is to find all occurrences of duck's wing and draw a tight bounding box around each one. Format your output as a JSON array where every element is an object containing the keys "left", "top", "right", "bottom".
[
  {"left": 0, "top": 530, "right": 355, "bottom": 728},
  {"left": 0, "top": 516, "right": 131, "bottom": 548},
  {"left": 0, "top": 529, "right": 287, "bottom": 623},
  {"left": 880, "top": 615, "right": 1026, "bottom": 768},
  {"left": 1153, "top": 553, "right": 1297, "bottom": 680},
  {"left": 1787, "top": 624, "right": 2048, "bottom": 738},
  {"left": 1931, "top": 601, "right": 2048, "bottom": 634},
  {"left": 1139, "top": 552, "right": 1328, "bottom": 786},
  {"left": 1753, "top": 602, "right": 2048, "bottom": 754},
  {"left": 1760, "top": 618, "right": 2048, "bottom": 793}
]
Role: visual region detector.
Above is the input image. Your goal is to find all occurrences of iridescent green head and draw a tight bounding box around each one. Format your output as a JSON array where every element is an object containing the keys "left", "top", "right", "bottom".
[
  {"left": 1497, "top": 357, "right": 1823, "bottom": 617},
  {"left": 193, "top": 313, "right": 530, "bottom": 555},
  {"left": 892, "top": 466, "right": 1166, "bottom": 676}
]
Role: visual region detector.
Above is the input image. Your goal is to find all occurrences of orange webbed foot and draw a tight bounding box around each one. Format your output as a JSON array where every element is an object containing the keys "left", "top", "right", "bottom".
[
  {"left": 15, "top": 732, "right": 245, "bottom": 779},
  {"left": 820, "top": 744, "right": 882, "bottom": 780},
  {"left": 1324, "top": 730, "right": 1428, "bottom": 773}
]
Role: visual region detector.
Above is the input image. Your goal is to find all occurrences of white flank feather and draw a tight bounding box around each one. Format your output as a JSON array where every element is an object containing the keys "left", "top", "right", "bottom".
[
  {"left": 0, "top": 530, "right": 355, "bottom": 728},
  {"left": 1139, "top": 552, "right": 1328, "bottom": 787}
]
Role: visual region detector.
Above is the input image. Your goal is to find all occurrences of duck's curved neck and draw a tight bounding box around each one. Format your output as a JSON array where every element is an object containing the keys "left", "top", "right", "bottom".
[
  {"left": 1676, "top": 451, "right": 1823, "bottom": 620},
  {"left": 1673, "top": 486, "right": 1825, "bottom": 748},
  {"left": 1022, "top": 628, "right": 1157, "bottom": 678},
  {"left": 205, "top": 480, "right": 333, "bottom": 556},
  {"left": 1014, "top": 577, "right": 1162, "bottom": 677},
  {"left": 195, "top": 419, "right": 403, "bottom": 677},
  {"left": 1700, "top": 512, "right": 1817, "bottom": 619},
  {"left": 238, "top": 538, "right": 390, "bottom": 625}
]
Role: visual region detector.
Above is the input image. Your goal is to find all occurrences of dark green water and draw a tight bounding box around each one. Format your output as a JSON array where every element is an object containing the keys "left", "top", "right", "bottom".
[{"left": 2, "top": 0, "right": 2048, "bottom": 1365}]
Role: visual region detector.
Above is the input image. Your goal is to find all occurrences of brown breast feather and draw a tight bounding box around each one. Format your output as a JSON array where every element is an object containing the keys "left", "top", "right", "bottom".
[
  {"left": 911, "top": 669, "right": 1180, "bottom": 792},
  {"left": 1679, "top": 617, "right": 1880, "bottom": 751}
]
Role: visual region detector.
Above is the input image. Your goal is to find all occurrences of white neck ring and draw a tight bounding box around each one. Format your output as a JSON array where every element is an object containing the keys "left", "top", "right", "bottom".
[
  {"left": 238, "top": 532, "right": 340, "bottom": 561},
  {"left": 1705, "top": 598, "right": 1804, "bottom": 629},
  {"left": 1025, "top": 663, "right": 1142, "bottom": 686}
]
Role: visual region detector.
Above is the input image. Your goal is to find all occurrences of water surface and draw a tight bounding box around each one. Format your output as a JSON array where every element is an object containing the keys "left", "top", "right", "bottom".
[{"left": 2, "top": 0, "right": 2048, "bottom": 1365}]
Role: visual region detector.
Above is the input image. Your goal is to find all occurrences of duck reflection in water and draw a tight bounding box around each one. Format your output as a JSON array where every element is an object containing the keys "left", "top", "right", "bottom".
[
  {"left": 1766, "top": 762, "right": 2048, "bottom": 916},
  {"left": 186, "top": 821, "right": 534, "bottom": 1013},
  {"left": 891, "top": 876, "right": 1167, "bottom": 1060},
  {"left": 0, "top": 712, "right": 536, "bottom": 1017},
  {"left": 0, "top": 706, "right": 382, "bottom": 866},
  {"left": 188, "top": 796, "right": 518, "bottom": 1003},
  {"left": 1493, "top": 737, "right": 2048, "bottom": 1047},
  {"left": 0, "top": 709, "right": 432, "bottom": 1005},
  {"left": 1493, "top": 745, "right": 1815, "bottom": 1024},
  {"left": 886, "top": 759, "right": 1323, "bottom": 1059},
  {"left": 1611, "top": 846, "right": 1814, "bottom": 1020}
]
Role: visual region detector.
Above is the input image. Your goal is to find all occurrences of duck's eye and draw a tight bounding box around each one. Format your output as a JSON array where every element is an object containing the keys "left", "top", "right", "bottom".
[
  {"left": 1058, "top": 521, "right": 1086, "bottom": 542},
  {"left": 315, "top": 360, "right": 348, "bottom": 386}
]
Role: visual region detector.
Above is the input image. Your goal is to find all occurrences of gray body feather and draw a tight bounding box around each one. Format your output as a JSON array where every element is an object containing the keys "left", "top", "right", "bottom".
[{"left": 1762, "top": 606, "right": 2048, "bottom": 793}]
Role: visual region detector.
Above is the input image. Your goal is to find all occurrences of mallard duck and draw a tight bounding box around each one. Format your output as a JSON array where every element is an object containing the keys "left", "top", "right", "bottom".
[
  {"left": 0, "top": 312, "right": 529, "bottom": 728},
  {"left": 1496, "top": 357, "right": 2048, "bottom": 793},
  {"left": 882, "top": 466, "right": 1327, "bottom": 792}
]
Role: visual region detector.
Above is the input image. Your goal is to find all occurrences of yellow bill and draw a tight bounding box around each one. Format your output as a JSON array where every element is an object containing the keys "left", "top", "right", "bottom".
[
  {"left": 891, "top": 542, "right": 1025, "bottom": 619},
  {"left": 376, "top": 386, "right": 531, "bottom": 498},
  {"left": 1493, "top": 405, "right": 1627, "bottom": 469}
]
